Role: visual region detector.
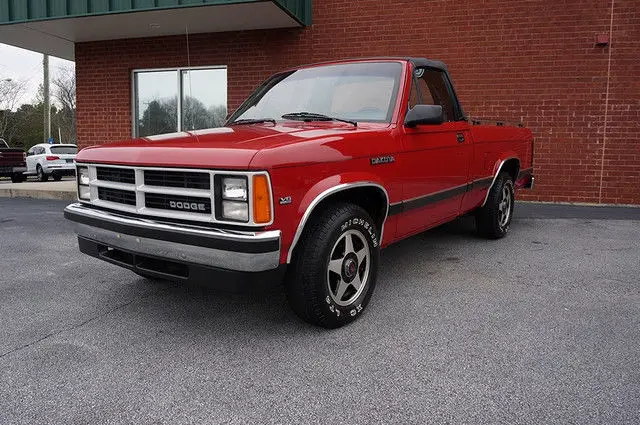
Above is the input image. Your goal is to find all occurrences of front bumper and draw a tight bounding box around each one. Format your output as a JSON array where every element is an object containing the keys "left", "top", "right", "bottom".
[{"left": 64, "top": 203, "right": 284, "bottom": 287}]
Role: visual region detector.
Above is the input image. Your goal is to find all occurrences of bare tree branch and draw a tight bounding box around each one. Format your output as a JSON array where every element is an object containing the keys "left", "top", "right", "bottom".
[
  {"left": 51, "top": 66, "right": 76, "bottom": 144},
  {"left": 0, "top": 78, "right": 28, "bottom": 143}
]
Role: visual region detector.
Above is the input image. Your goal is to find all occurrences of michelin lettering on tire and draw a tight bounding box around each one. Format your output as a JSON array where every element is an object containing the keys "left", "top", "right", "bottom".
[{"left": 340, "top": 218, "right": 378, "bottom": 247}]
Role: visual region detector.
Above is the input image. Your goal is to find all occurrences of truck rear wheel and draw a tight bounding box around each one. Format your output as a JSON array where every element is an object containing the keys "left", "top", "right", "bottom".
[
  {"left": 11, "top": 173, "right": 25, "bottom": 183},
  {"left": 286, "top": 203, "right": 380, "bottom": 328},
  {"left": 475, "top": 172, "right": 514, "bottom": 239}
]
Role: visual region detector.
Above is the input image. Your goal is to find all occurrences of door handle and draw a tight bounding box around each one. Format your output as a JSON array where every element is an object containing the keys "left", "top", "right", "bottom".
[{"left": 456, "top": 133, "right": 465, "bottom": 143}]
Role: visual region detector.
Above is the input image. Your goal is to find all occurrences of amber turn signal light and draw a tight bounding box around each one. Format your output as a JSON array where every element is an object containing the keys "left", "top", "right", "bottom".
[{"left": 252, "top": 175, "right": 272, "bottom": 224}]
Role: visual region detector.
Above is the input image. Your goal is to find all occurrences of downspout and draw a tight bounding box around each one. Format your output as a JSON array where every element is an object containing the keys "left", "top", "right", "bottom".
[{"left": 598, "top": 0, "right": 615, "bottom": 203}]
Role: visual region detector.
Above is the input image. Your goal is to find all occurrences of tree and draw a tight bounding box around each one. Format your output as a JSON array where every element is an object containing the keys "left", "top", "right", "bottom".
[
  {"left": 52, "top": 66, "right": 76, "bottom": 144},
  {"left": 0, "top": 78, "right": 28, "bottom": 146},
  {"left": 139, "top": 99, "right": 178, "bottom": 136}
]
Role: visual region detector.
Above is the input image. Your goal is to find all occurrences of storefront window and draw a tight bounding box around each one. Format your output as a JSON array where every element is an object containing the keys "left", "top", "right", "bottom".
[{"left": 133, "top": 67, "right": 227, "bottom": 137}]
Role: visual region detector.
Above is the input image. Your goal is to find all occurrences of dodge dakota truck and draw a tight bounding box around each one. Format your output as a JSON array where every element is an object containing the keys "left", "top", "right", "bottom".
[
  {"left": 64, "top": 58, "right": 534, "bottom": 328},
  {"left": 0, "top": 138, "right": 27, "bottom": 182}
]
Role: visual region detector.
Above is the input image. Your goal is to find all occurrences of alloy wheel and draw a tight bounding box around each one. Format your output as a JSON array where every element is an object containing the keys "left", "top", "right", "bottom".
[
  {"left": 498, "top": 184, "right": 512, "bottom": 228},
  {"left": 326, "top": 229, "right": 370, "bottom": 306}
]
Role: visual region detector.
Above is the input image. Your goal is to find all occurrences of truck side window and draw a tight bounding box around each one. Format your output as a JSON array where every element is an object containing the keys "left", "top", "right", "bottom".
[{"left": 412, "top": 68, "right": 455, "bottom": 122}]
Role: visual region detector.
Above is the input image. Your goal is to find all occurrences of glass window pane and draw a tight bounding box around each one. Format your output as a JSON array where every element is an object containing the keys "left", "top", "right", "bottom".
[
  {"left": 232, "top": 62, "right": 401, "bottom": 124},
  {"left": 181, "top": 68, "right": 227, "bottom": 131},
  {"left": 50, "top": 146, "right": 77, "bottom": 154},
  {"left": 135, "top": 71, "right": 178, "bottom": 137}
]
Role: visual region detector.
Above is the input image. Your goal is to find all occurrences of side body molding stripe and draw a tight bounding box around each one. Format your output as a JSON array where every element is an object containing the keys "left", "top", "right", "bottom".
[
  {"left": 286, "top": 182, "right": 390, "bottom": 263},
  {"left": 387, "top": 176, "right": 494, "bottom": 217}
]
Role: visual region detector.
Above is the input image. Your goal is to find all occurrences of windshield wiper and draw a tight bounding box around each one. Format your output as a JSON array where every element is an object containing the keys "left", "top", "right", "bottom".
[
  {"left": 229, "top": 118, "right": 276, "bottom": 126},
  {"left": 281, "top": 112, "right": 357, "bottom": 127}
]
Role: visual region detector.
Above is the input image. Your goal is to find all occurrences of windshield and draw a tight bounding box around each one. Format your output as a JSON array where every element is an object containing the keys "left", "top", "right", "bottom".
[
  {"left": 229, "top": 62, "right": 403, "bottom": 124},
  {"left": 50, "top": 146, "right": 77, "bottom": 155}
]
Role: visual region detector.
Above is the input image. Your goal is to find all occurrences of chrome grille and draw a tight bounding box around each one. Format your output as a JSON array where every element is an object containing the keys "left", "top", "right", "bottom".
[
  {"left": 144, "top": 170, "right": 210, "bottom": 189},
  {"left": 98, "top": 187, "right": 136, "bottom": 205},
  {"left": 96, "top": 167, "right": 135, "bottom": 184},
  {"left": 78, "top": 164, "right": 273, "bottom": 226}
]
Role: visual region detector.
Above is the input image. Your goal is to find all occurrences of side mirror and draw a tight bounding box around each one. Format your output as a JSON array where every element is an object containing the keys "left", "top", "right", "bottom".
[{"left": 405, "top": 104, "right": 444, "bottom": 127}]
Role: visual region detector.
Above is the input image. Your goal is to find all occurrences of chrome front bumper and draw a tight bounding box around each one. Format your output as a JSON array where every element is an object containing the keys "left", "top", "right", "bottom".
[{"left": 63, "top": 203, "right": 281, "bottom": 273}]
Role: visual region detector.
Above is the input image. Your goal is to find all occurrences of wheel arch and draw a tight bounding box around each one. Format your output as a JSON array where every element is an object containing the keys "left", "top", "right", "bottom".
[
  {"left": 482, "top": 156, "right": 520, "bottom": 207},
  {"left": 286, "top": 179, "right": 389, "bottom": 263}
]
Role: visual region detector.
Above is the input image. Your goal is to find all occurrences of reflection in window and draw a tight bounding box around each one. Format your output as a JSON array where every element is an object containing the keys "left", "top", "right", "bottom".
[
  {"left": 133, "top": 67, "right": 227, "bottom": 137},
  {"left": 182, "top": 69, "right": 227, "bottom": 131},
  {"left": 134, "top": 71, "right": 178, "bottom": 137}
]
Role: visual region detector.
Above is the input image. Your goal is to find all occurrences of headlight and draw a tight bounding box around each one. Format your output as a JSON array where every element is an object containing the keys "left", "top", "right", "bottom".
[
  {"left": 216, "top": 175, "right": 249, "bottom": 222},
  {"left": 78, "top": 185, "right": 90, "bottom": 200},
  {"left": 78, "top": 166, "right": 90, "bottom": 186},
  {"left": 215, "top": 174, "right": 272, "bottom": 224},
  {"left": 77, "top": 166, "right": 90, "bottom": 200},
  {"left": 221, "top": 177, "right": 247, "bottom": 201},
  {"left": 221, "top": 201, "right": 249, "bottom": 222}
]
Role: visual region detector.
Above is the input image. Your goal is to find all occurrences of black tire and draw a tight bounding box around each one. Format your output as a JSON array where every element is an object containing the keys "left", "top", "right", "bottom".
[
  {"left": 52, "top": 172, "right": 62, "bottom": 181},
  {"left": 37, "top": 165, "right": 48, "bottom": 182},
  {"left": 10, "top": 173, "right": 25, "bottom": 183},
  {"left": 285, "top": 203, "right": 380, "bottom": 328},
  {"left": 475, "top": 172, "right": 515, "bottom": 239}
]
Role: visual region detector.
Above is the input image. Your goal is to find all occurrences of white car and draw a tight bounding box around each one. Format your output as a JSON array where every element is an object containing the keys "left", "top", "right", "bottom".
[{"left": 25, "top": 143, "right": 78, "bottom": 181}]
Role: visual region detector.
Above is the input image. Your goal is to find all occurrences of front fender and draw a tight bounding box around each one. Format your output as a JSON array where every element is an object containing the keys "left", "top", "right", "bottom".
[{"left": 285, "top": 172, "right": 389, "bottom": 263}]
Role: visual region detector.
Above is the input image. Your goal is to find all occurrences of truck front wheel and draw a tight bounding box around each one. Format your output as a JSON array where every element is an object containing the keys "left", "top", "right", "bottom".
[
  {"left": 475, "top": 172, "right": 515, "bottom": 239},
  {"left": 286, "top": 203, "right": 380, "bottom": 328}
]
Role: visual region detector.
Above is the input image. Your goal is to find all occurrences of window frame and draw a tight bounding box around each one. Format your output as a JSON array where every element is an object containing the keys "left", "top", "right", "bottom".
[
  {"left": 131, "top": 65, "right": 228, "bottom": 137},
  {"left": 408, "top": 66, "right": 466, "bottom": 122}
]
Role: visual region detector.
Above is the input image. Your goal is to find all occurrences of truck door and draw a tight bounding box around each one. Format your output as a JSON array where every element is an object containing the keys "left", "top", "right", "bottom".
[{"left": 397, "top": 67, "right": 472, "bottom": 238}]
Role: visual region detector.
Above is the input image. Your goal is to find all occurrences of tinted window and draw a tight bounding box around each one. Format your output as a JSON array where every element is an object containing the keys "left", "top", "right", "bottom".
[{"left": 50, "top": 146, "right": 77, "bottom": 155}]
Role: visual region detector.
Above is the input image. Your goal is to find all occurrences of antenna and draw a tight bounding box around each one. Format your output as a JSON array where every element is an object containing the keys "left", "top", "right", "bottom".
[{"left": 185, "top": 25, "right": 195, "bottom": 134}]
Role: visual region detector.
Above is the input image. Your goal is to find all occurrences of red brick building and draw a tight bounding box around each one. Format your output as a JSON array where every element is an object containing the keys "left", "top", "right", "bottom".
[{"left": 1, "top": 0, "right": 638, "bottom": 204}]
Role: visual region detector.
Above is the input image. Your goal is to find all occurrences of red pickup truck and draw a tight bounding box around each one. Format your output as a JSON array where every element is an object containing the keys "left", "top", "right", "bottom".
[
  {"left": 64, "top": 58, "right": 533, "bottom": 328},
  {"left": 0, "top": 139, "right": 27, "bottom": 182}
]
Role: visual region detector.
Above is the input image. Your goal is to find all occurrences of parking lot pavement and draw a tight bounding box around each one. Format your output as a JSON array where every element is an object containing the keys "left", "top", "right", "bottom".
[{"left": 1, "top": 198, "right": 638, "bottom": 424}]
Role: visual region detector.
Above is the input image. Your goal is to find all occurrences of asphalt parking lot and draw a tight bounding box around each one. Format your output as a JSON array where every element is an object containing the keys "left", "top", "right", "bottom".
[{"left": 1, "top": 198, "right": 639, "bottom": 424}]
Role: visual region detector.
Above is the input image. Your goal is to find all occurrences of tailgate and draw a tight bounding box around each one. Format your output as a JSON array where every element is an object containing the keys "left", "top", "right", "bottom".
[{"left": 0, "top": 150, "right": 25, "bottom": 166}]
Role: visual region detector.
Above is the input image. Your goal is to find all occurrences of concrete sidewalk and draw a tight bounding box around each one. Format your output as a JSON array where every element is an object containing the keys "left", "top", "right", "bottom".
[{"left": 0, "top": 178, "right": 76, "bottom": 201}]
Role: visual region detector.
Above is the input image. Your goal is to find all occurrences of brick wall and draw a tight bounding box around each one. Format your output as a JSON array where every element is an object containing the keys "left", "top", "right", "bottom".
[{"left": 75, "top": 0, "right": 640, "bottom": 205}]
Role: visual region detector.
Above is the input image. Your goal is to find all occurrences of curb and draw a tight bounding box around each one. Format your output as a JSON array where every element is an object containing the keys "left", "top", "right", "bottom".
[{"left": 0, "top": 188, "right": 77, "bottom": 201}]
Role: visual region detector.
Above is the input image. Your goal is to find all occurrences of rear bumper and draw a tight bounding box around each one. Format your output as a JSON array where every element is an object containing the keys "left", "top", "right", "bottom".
[
  {"left": 524, "top": 176, "right": 534, "bottom": 190},
  {"left": 64, "top": 203, "right": 285, "bottom": 287},
  {"left": 0, "top": 166, "right": 26, "bottom": 176},
  {"left": 43, "top": 163, "right": 75, "bottom": 174},
  {"left": 517, "top": 168, "right": 534, "bottom": 190}
]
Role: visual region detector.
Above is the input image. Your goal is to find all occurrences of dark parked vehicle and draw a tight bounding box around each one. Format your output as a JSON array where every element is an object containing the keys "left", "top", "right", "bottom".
[{"left": 0, "top": 139, "right": 26, "bottom": 183}]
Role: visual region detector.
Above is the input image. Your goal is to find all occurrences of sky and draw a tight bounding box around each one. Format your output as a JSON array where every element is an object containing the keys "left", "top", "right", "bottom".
[{"left": 0, "top": 43, "right": 75, "bottom": 106}]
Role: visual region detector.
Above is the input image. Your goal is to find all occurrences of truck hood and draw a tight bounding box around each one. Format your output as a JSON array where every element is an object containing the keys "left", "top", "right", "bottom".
[{"left": 76, "top": 123, "right": 385, "bottom": 170}]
